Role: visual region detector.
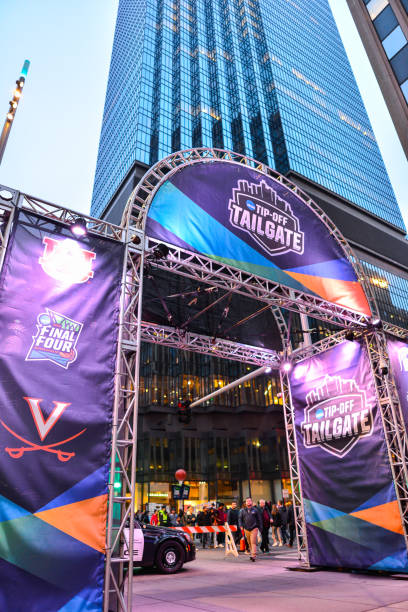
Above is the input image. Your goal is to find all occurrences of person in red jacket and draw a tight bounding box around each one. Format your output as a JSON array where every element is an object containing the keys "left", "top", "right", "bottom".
[{"left": 150, "top": 508, "right": 159, "bottom": 526}]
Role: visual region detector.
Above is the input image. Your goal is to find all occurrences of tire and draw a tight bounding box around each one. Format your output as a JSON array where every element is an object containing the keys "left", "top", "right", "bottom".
[{"left": 155, "top": 540, "right": 184, "bottom": 574}]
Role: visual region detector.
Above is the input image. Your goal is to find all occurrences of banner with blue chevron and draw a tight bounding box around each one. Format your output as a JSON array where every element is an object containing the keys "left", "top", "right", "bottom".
[
  {"left": 0, "top": 211, "right": 123, "bottom": 610},
  {"left": 146, "top": 161, "right": 371, "bottom": 315},
  {"left": 290, "top": 340, "right": 408, "bottom": 572}
]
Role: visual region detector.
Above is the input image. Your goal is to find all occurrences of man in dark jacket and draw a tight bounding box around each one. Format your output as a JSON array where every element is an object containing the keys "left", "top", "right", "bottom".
[
  {"left": 215, "top": 503, "right": 227, "bottom": 547},
  {"left": 238, "top": 497, "right": 262, "bottom": 561},
  {"left": 227, "top": 501, "right": 241, "bottom": 547},
  {"left": 278, "top": 500, "right": 288, "bottom": 544},
  {"left": 286, "top": 500, "right": 296, "bottom": 547},
  {"left": 197, "top": 506, "right": 212, "bottom": 548},
  {"left": 259, "top": 499, "right": 272, "bottom": 553}
]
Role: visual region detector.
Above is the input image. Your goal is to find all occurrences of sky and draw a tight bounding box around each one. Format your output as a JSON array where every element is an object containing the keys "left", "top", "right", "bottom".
[{"left": 0, "top": 0, "right": 407, "bottom": 227}]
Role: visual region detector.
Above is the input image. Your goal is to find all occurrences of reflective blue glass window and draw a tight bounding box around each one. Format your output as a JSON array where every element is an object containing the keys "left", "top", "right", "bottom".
[
  {"left": 382, "top": 26, "right": 407, "bottom": 59},
  {"left": 373, "top": 5, "right": 397, "bottom": 40},
  {"left": 401, "top": 0, "right": 408, "bottom": 14},
  {"left": 366, "top": 0, "right": 389, "bottom": 20},
  {"left": 91, "top": 0, "right": 405, "bottom": 232},
  {"left": 390, "top": 43, "right": 408, "bottom": 83},
  {"left": 401, "top": 78, "right": 408, "bottom": 102}
]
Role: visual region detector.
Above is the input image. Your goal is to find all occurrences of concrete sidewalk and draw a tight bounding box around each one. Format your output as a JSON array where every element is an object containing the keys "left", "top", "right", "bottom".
[{"left": 131, "top": 547, "right": 408, "bottom": 611}]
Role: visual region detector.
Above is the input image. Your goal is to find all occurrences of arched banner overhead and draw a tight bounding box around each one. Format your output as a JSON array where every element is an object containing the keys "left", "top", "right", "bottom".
[{"left": 145, "top": 159, "right": 371, "bottom": 316}]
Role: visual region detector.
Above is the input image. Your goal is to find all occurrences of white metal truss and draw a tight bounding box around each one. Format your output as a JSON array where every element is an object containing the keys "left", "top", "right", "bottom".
[
  {"left": 137, "top": 321, "right": 281, "bottom": 367},
  {"left": 365, "top": 330, "right": 408, "bottom": 547},
  {"left": 143, "top": 238, "right": 370, "bottom": 328},
  {"left": 280, "top": 370, "right": 309, "bottom": 564},
  {"left": 1, "top": 139, "right": 408, "bottom": 611}
]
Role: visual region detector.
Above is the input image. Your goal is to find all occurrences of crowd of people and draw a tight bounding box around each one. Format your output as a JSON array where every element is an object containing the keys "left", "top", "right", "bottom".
[{"left": 136, "top": 497, "right": 295, "bottom": 563}]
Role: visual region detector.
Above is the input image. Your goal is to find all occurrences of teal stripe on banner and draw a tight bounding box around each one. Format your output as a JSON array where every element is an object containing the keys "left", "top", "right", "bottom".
[
  {"left": 148, "top": 181, "right": 316, "bottom": 292},
  {"left": 148, "top": 181, "right": 282, "bottom": 271}
]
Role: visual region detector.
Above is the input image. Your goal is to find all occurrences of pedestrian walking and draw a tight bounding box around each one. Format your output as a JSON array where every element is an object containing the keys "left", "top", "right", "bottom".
[
  {"left": 215, "top": 503, "right": 226, "bottom": 547},
  {"left": 169, "top": 508, "right": 178, "bottom": 526},
  {"left": 185, "top": 505, "right": 196, "bottom": 526},
  {"left": 150, "top": 508, "right": 159, "bottom": 526},
  {"left": 197, "top": 505, "right": 212, "bottom": 548},
  {"left": 286, "top": 500, "right": 296, "bottom": 547},
  {"left": 158, "top": 505, "right": 170, "bottom": 527},
  {"left": 259, "top": 499, "right": 272, "bottom": 553},
  {"left": 238, "top": 497, "right": 262, "bottom": 562},
  {"left": 227, "top": 501, "right": 241, "bottom": 548},
  {"left": 185, "top": 505, "right": 197, "bottom": 542},
  {"left": 277, "top": 499, "right": 288, "bottom": 544},
  {"left": 139, "top": 507, "right": 150, "bottom": 524},
  {"left": 178, "top": 508, "right": 187, "bottom": 526},
  {"left": 270, "top": 504, "right": 283, "bottom": 546}
]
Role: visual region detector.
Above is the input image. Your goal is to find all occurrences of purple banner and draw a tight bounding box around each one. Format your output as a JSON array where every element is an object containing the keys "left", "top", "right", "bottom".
[
  {"left": 146, "top": 161, "right": 371, "bottom": 315},
  {"left": 290, "top": 340, "right": 408, "bottom": 572},
  {"left": 0, "top": 211, "right": 124, "bottom": 610},
  {"left": 387, "top": 337, "right": 408, "bottom": 432}
]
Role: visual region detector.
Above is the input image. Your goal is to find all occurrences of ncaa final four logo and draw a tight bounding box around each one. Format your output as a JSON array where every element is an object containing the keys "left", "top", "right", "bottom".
[
  {"left": 26, "top": 309, "right": 83, "bottom": 369},
  {"left": 301, "top": 374, "right": 373, "bottom": 457},
  {"left": 228, "top": 180, "right": 304, "bottom": 256}
]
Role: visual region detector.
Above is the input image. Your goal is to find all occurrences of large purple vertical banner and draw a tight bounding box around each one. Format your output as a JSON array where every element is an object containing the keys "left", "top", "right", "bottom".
[
  {"left": 387, "top": 338, "right": 408, "bottom": 432},
  {"left": 0, "top": 211, "right": 123, "bottom": 610},
  {"left": 290, "top": 341, "right": 408, "bottom": 572}
]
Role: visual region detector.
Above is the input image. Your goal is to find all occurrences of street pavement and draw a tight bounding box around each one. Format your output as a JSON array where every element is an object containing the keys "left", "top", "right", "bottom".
[{"left": 131, "top": 546, "right": 408, "bottom": 612}]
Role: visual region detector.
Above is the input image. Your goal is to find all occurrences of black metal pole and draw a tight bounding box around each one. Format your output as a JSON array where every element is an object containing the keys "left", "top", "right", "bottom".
[{"left": 0, "top": 60, "right": 30, "bottom": 166}]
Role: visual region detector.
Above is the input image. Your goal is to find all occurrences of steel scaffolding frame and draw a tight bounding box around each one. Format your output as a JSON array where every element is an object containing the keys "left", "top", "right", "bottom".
[{"left": 1, "top": 141, "right": 408, "bottom": 611}]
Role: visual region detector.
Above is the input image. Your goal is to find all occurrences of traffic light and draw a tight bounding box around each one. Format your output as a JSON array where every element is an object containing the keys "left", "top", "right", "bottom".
[{"left": 177, "top": 401, "right": 192, "bottom": 424}]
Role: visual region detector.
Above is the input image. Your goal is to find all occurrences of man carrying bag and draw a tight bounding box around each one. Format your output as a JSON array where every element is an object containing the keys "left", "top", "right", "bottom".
[{"left": 238, "top": 497, "right": 262, "bottom": 562}]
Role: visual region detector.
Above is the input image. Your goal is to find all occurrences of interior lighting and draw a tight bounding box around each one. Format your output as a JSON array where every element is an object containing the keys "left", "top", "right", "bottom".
[
  {"left": 282, "top": 361, "right": 292, "bottom": 373},
  {"left": 370, "top": 317, "right": 382, "bottom": 329},
  {"left": 345, "top": 330, "right": 355, "bottom": 342},
  {"left": 70, "top": 217, "right": 87, "bottom": 237},
  {"left": 370, "top": 277, "right": 388, "bottom": 289},
  {"left": 264, "top": 366, "right": 272, "bottom": 373}
]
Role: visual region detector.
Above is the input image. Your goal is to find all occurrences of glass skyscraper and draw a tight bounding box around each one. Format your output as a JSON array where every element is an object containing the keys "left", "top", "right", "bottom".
[
  {"left": 92, "top": 0, "right": 404, "bottom": 232},
  {"left": 91, "top": 0, "right": 408, "bottom": 511}
]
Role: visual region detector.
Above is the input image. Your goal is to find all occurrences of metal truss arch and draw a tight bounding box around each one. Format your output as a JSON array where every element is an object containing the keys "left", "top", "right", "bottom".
[{"left": 121, "top": 147, "right": 378, "bottom": 323}]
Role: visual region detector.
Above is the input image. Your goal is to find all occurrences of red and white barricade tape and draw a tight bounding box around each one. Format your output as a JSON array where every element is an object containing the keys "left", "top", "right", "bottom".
[{"left": 170, "top": 524, "right": 238, "bottom": 534}]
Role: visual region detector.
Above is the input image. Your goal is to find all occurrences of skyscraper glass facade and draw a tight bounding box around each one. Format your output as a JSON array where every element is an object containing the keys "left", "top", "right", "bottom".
[
  {"left": 91, "top": 0, "right": 408, "bottom": 510},
  {"left": 92, "top": 0, "right": 405, "bottom": 232}
]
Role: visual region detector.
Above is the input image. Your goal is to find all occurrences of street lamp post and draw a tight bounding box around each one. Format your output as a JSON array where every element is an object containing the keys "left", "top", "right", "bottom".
[{"left": 0, "top": 60, "right": 30, "bottom": 166}]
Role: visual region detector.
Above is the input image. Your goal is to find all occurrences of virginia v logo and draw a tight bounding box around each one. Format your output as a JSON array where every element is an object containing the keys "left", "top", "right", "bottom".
[
  {"left": 0, "top": 397, "right": 86, "bottom": 462},
  {"left": 24, "top": 397, "right": 70, "bottom": 440},
  {"left": 228, "top": 180, "right": 304, "bottom": 256},
  {"left": 301, "top": 374, "right": 373, "bottom": 457}
]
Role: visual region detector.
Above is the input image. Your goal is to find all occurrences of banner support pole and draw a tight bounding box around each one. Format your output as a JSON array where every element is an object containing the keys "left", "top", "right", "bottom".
[{"left": 280, "top": 369, "right": 310, "bottom": 566}]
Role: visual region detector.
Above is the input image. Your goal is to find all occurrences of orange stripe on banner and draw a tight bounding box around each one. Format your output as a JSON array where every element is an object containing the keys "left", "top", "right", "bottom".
[
  {"left": 351, "top": 500, "right": 404, "bottom": 535},
  {"left": 284, "top": 271, "right": 371, "bottom": 316},
  {"left": 35, "top": 494, "right": 107, "bottom": 552}
]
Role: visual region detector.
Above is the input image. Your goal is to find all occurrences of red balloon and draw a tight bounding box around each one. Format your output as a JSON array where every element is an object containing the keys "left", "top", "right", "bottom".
[{"left": 175, "top": 469, "right": 186, "bottom": 482}]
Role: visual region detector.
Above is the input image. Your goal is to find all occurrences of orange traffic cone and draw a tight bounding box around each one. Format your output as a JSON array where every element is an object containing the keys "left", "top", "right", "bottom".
[{"left": 240, "top": 537, "right": 245, "bottom": 552}]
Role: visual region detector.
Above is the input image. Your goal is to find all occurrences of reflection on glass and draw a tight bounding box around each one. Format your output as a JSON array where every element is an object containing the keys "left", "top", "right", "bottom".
[{"left": 382, "top": 26, "right": 407, "bottom": 59}]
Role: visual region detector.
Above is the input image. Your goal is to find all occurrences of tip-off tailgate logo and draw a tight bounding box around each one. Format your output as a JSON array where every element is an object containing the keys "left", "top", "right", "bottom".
[
  {"left": 301, "top": 374, "right": 373, "bottom": 457},
  {"left": 228, "top": 180, "right": 304, "bottom": 256}
]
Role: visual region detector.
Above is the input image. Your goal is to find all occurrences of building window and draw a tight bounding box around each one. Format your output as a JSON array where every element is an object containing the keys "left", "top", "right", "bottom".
[
  {"left": 366, "top": 0, "right": 389, "bottom": 21},
  {"left": 373, "top": 5, "right": 398, "bottom": 40},
  {"left": 401, "top": 79, "right": 408, "bottom": 102},
  {"left": 382, "top": 26, "right": 407, "bottom": 59},
  {"left": 390, "top": 44, "right": 408, "bottom": 84}
]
